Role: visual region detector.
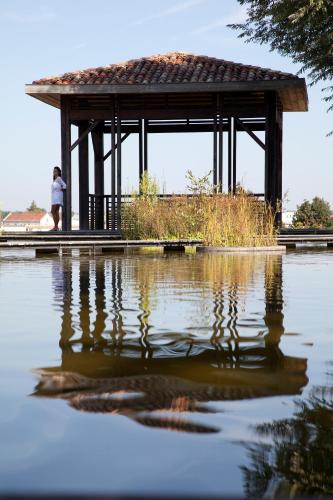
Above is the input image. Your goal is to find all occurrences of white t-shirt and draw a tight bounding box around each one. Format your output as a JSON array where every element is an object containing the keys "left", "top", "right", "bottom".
[{"left": 51, "top": 177, "right": 66, "bottom": 205}]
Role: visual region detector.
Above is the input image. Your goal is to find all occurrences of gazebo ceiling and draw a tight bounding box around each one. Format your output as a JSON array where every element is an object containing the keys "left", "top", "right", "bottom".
[{"left": 25, "top": 52, "right": 308, "bottom": 112}]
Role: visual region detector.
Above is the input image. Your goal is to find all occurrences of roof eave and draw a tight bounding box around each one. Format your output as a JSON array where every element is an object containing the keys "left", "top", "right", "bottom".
[{"left": 25, "top": 78, "right": 308, "bottom": 112}]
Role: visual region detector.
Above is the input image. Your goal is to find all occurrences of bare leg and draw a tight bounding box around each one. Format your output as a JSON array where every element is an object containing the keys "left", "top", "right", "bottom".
[{"left": 51, "top": 205, "right": 60, "bottom": 230}]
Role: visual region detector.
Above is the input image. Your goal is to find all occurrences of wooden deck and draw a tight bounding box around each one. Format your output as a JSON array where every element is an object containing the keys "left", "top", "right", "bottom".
[{"left": 0, "top": 229, "right": 333, "bottom": 254}]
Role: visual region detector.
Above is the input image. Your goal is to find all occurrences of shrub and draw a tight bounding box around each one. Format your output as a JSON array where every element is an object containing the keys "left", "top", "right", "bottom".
[
  {"left": 293, "top": 197, "right": 332, "bottom": 228},
  {"left": 122, "top": 172, "right": 276, "bottom": 246}
]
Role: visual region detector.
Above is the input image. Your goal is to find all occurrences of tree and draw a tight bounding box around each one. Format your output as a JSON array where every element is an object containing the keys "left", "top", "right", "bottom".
[
  {"left": 293, "top": 196, "right": 332, "bottom": 227},
  {"left": 242, "top": 380, "right": 333, "bottom": 497},
  {"left": 27, "top": 200, "right": 45, "bottom": 212},
  {"left": 230, "top": 1, "right": 333, "bottom": 125}
]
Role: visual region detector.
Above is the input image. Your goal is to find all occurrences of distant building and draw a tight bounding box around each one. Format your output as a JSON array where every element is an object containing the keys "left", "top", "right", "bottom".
[
  {"left": 1, "top": 211, "right": 80, "bottom": 232},
  {"left": 1, "top": 211, "right": 54, "bottom": 232},
  {"left": 282, "top": 211, "right": 295, "bottom": 227}
]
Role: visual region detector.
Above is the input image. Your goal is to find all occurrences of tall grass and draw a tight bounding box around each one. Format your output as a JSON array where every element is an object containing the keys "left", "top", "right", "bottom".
[{"left": 122, "top": 173, "right": 276, "bottom": 247}]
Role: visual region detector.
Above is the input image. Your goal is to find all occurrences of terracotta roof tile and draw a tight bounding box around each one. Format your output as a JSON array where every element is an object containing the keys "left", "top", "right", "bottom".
[
  {"left": 4, "top": 211, "right": 46, "bottom": 223},
  {"left": 32, "top": 52, "right": 299, "bottom": 86}
]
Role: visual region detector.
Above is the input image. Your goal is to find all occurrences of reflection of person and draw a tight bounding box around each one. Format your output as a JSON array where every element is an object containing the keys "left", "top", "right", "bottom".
[{"left": 51, "top": 166, "right": 66, "bottom": 231}]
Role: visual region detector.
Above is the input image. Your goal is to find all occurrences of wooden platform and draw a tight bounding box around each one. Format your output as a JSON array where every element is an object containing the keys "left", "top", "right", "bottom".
[
  {"left": 1, "top": 230, "right": 333, "bottom": 254},
  {"left": 0, "top": 232, "right": 201, "bottom": 254}
]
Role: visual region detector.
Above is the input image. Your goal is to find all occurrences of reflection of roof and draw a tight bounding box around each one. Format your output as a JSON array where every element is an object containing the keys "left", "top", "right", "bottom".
[
  {"left": 3, "top": 211, "right": 46, "bottom": 223},
  {"left": 32, "top": 52, "right": 299, "bottom": 86}
]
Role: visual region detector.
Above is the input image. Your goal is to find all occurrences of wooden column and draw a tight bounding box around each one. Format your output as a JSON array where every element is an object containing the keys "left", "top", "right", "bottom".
[
  {"left": 213, "top": 111, "right": 218, "bottom": 188},
  {"left": 92, "top": 123, "right": 104, "bottom": 229},
  {"left": 111, "top": 100, "right": 116, "bottom": 232},
  {"left": 116, "top": 105, "right": 122, "bottom": 231},
  {"left": 227, "top": 117, "right": 232, "bottom": 193},
  {"left": 232, "top": 117, "right": 237, "bottom": 194},
  {"left": 78, "top": 121, "right": 89, "bottom": 230},
  {"left": 139, "top": 119, "right": 143, "bottom": 182},
  {"left": 143, "top": 119, "right": 148, "bottom": 173},
  {"left": 265, "top": 91, "right": 283, "bottom": 220},
  {"left": 276, "top": 107, "right": 283, "bottom": 224},
  {"left": 218, "top": 96, "right": 223, "bottom": 192},
  {"left": 60, "top": 96, "right": 72, "bottom": 231}
]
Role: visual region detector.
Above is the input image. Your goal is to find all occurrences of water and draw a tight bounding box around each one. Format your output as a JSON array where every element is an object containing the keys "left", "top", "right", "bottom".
[{"left": 0, "top": 249, "right": 332, "bottom": 497}]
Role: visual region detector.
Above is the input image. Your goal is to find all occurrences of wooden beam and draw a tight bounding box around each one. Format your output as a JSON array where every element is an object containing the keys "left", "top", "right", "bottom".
[
  {"left": 70, "top": 120, "right": 101, "bottom": 151},
  {"left": 68, "top": 106, "right": 267, "bottom": 121},
  {"left": 60, "top": 96, "right": 72, "bottom": 231},
  {"left": 235, "top": 117, "right": 265, "bottom": 150},
  {"left": 78, "top": 121, "right": 89, "bottom": 230},
  {"left": 103, "top": 132, "right": 130, "bottom": 162}
]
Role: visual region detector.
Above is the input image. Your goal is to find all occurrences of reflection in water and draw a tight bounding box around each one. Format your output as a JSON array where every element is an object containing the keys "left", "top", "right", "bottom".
[
  {"left": 242, "top": 369, "right": 333, "bottom": 497},
  {"left": 33, "top": 253, "right": 308, "bottom": 434}
]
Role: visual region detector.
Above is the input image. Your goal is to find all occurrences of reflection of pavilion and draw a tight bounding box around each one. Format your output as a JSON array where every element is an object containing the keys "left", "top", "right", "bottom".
[{"left": 33, "top": 254, "right": 307, "bottom": 433}]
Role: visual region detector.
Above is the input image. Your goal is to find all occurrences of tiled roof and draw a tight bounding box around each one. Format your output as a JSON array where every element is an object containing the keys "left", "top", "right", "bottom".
[
  {"left": 3, "top": 211, "right": 47, "bottom": 223},
  {"left": 32, "top": 52, "right": 299, "bottom": 86}
]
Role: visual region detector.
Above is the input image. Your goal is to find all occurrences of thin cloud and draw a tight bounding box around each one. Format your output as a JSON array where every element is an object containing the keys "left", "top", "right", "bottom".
[
  {"left": 131, "top": 0, "right": 206, "bottom": 26},
  {"left": 191, "top": 5, "right": 247, "bottom": 35},
  {"left": 3, "top": 6, "right": 56, "bottom": 24}
]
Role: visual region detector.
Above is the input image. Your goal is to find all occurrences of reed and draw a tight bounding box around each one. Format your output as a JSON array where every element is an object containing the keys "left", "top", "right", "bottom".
[{"left": 122, "top": 173, "right": 277, "bottom": 247}]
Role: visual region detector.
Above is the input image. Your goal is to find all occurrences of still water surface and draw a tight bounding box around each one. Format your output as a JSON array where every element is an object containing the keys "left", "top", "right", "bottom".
[{"left": 0, "top": 249, "right": 332, "bottom": 496}]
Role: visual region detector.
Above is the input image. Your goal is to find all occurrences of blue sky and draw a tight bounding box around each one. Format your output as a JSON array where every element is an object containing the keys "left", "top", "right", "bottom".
[{"left": 0, "top": 0, "right": 332, "bottom": 212}]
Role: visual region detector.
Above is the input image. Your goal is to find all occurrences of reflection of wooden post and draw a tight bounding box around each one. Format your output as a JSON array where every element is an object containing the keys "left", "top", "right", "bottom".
[
  {"left": 264, "top": 255, "right": 284, "bottom": 347},
  {"left": 109, "top": 258, "right": 125, "bottom": 348},
  {"left": 59, "top": 258, "right": 75, "bottom": 345},
  {"left": 93, "top": 260, "right": 107, "bottom": 343},
  {"left": 79, "top": 258, "right": 91, "bottom": 345}
]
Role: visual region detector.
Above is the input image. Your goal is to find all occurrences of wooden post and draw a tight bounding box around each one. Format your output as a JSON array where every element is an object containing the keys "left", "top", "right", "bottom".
[
  {"left": 60, "top": 96, "right": 72, "bottom": 231},
  {"left": 139, "top": 119, "right": 143, "bottom": 182},
  {"left": 228, "top": 117, "right": 232, "bottom": 193},
  {"left": 232, "top": 117, "right": 237, "bottom": 194},
  {"left": 265, "top": 91, "right": 282, "bottom": 219},
  {"left": 78, "top": 121, "right": 89, "bottom": 230},
  {"left": 276, "top": 106, "right": 283, "bottom": 225},
  {"left": 143, "top": 119, "right": 148, "bottom": 173},
  {"left": 111, "top": 100, "right": 116, "bottom": 232},
  {"left": 213, "top": 111, "right": 218, "bottom": 188},
  {"left": 116, "top": 105, "right": 122, "bottom": 232},
  {"left": 92, "top": 123, "right": 104, "bottom": 230},
  {"left": 218, "top": 95, "right": 223, "bottom": 192}
]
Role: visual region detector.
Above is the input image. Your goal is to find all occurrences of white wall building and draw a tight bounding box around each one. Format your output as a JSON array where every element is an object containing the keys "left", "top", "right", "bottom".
[{"left": 282, "top": 211, "right": 295, "bottom": 227}]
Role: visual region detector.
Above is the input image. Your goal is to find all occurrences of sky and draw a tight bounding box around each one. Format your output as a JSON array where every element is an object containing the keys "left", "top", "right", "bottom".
[{"left": 0, "top": 0, "right": 332, "bottom": 212}]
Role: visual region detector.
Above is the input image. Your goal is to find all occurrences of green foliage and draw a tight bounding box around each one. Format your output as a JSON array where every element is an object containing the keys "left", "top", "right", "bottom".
[
  {"left": 230, "top": 0, "right": 333, "bottom": 127},
  {"left": 185, "top": 169, "right": 214, "bottom": 195},
  {"left": 139, "top": 172, "right": 159, "bottom": 199},
  {"left": 293, "top": 196, "right": 332, "bottom": 227},
  {"left": 27, "top": 200, "right": 45, "bottom": 212}
]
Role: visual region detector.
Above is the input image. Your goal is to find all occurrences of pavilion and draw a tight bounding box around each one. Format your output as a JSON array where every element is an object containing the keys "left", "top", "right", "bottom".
[{"left": 25, "top": 52, "right": 308, "bottom": 233}]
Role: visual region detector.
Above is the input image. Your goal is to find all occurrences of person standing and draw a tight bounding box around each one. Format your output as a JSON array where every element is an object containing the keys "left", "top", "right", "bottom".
[{"left": 51, "top": 166, "right": 66, "bottom": 231}]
